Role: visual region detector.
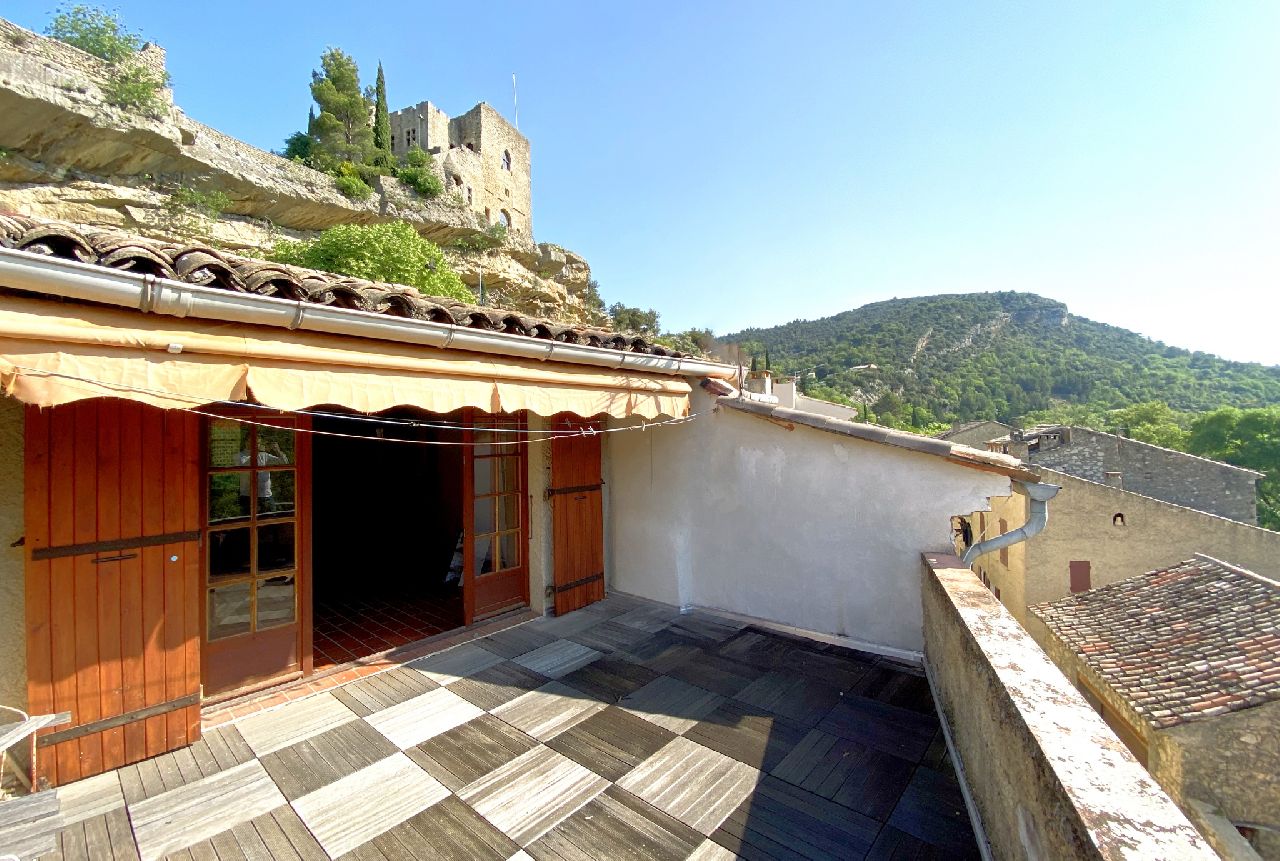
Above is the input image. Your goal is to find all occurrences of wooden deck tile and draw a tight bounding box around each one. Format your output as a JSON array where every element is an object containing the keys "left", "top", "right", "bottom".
[
  {"left": 55, "top": 770, "right": 125, "bottom": 826},
  {"left": 618, "top": 630, "right": 704, "bottom": 674},
  {"left": 771, "top": 728, "right": 916, "bottom": 821},
  {"left": 260, "top": 719, "right": 398, "bottom": 801},
  {"left": 524, "top": 610, "right": 608, "bottom": 639},
  {"left": 512, "top": 640, "right": 602, "bottom": 680},
  {"left": 617, "top": 737, "right": 760, "bottom": 836},
  {"left": 564, "top": 620, "right": 653, "bottom": 655},
  {"left": 611, "top": 604, "right": 681, "bottom": 633},
  {"left": 0, "top": 788, "right": 62, "bottom": 860},
  {"left": 545, "top": 706, "right": 676, "bottom": 782},
  {"left": 558, "top": 656, "right": 659, "bottom": 703},
  {"left": 234, "top": 692, "right": 357, "bottom": 757},
  {"left": 619, "top": 675, "right": 724, "bottom": 734},
  {"left": 379, "top": 795, "right": 518, "bottom": 861},
  {"left": 865, "top": 824, "right": 968, "bottom": 860},
  {"left": 667, "top": 612, "right": 748, "bottom": 643},
  {"left": 290, "top": 752, "right": 448, "bottom": 858},
  {"left": 687, "top": 839, "right": 738, "bottom": 861},
  {"left": 788, "top": 647, "right": 874, "bottom": 692},
  {"left": 331, "top": 668, "right": 436, "bottom": 718},
  {"left": 817, "top": 696, "right": 938, "bottom": 763},
  {"left": 710, "top": 775, "right": 881, "bottom": 861},
  {"left": 665, "top": 651, "right": 761, "bottom": 699},
  {"left": 715, "top": 630, "right": 797, "bottom": 671},
  {"left": 407, "top": 643, "right": 505, "bottom": 686},
  {"left": 450, "top": 662, "right": 549, "bottom": 712},
  {"left": 849, "top": 666, "right": 937, "bottom": 714},
  {"left": 475, "top": 625, "right": 557, "bottom": 660},
  {"left": 406, "top": 714, "right": 539, "bottom": 793},
  {"left": 458, "top": 745, "right": 608, "bottom": 847},
  {"left": 492, "top": 681, "right": 608, "bottom": 741},
  {"left": 733, "top": 672, "right": 843, "bottom": 727},
  {"left": 129, "top": 760, "right": 285, "bottom": 861},
  {"left": 685, "top": 699, "right": 809, "bottom": 772},
  {"left": 528, "top": 785, "right": 704, "bottom": 861},
  {"left": 884, "top": 765, "right": 977, "bottom": 857},
  {"left": 364, "top": 686, "right": 484, "bottom": 750}
]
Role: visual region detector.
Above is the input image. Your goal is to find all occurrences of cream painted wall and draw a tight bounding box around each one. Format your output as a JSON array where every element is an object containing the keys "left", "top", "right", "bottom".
[
  {"left": 0, "top": 396, "right": 25, "bottom": 710},
  {"left": 607, "top": 388, "right": 1011, "bottom": 653},
  {"left": 525, "top": 413, "right": 552, "bottom": 616}
]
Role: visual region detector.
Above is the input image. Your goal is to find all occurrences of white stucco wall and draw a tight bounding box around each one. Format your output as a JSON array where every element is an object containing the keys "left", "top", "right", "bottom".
[
  {"left": 607, "top": 388, "right": 1011, "bottom": 653},
  {"left": 0, "top": 395, "right": 25, "bottom": 710}
]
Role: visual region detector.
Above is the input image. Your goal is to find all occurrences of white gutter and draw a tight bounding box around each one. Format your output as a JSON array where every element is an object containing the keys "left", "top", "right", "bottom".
[
  {"left": 961, "top": 481, "right": 1061, "bottom": 566},
  {"left": 0, "top": 247, "right": 737, "bottom": 380}
]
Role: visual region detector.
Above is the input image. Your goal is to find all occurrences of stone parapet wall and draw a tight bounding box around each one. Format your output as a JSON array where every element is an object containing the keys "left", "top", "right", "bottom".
[
  {"left": 922, "top": 553, "right": 1217, "bottom": 860},
  {"left": 1030, "top": 428, "right": 1259, "bottom": 524}
]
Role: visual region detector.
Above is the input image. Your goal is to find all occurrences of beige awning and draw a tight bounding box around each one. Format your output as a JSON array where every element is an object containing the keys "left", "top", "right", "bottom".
[{"left": 0, "top": 298, "right": 690, "bottom": 419}]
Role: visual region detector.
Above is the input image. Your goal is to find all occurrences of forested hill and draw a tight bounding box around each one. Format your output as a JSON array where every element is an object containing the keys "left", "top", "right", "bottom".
[{"left": 724, "top": 292, "right": 1280, "bottom": 425}]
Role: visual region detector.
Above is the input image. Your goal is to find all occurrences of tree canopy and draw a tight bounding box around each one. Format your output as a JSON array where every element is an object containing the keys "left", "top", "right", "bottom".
[{"left": 309, "top": 49, "right": 373, "bottom": 167}]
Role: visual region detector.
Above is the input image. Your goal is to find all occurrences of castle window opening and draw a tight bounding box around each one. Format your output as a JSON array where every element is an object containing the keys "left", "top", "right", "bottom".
[
  {"left": 466, "top": 142, "right": 476, "bottom": 152},
  {"left": 466, "top": 187, "right": 473, "bottom": 205},
  {"left": 502, "top": 149, "right": 512, "bottom": 171},
  {"left": 484, "top": 207, "right": 491, "bottom": 223},
  {"left": 405, "top": 128, "right": 417, "bottom": 149},
  {"left": 499, "top": 210, "right": 512, "bottom": 230},
  {"left": 451, "top": 175, "right": 463, "bottom": 187},
  {"left": 1112, "top": 512, "right": 1126, "bottom": 526}
]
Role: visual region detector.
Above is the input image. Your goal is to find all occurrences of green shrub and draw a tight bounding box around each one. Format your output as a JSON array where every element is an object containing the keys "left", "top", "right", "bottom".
[
  {"left": 269, "top": 221, "right": 472, "bottom": 302},
  {"left": 167, "top": 186, "right": 231, "bottom": 220},
  {"left": 333, "top": 163, "right": 373, "bottom": 200},
  {"left": 402, "top": 145, "right": 431, "bottom": 168},
  {"left": 100, "top": 61, "right": 169, "bottom": 115},
  {"left": 396, "top": 166, "right": 443, "bottom": 198},
  {"left": 46, "top": 4, "right": 141, "bottom": 63},
  {"left": 448, "top": 223, "right": 508, "bottom": 254}
]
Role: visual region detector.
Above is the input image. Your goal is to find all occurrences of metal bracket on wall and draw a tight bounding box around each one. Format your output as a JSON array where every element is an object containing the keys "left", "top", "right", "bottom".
[{"left": 545, "top": 481, "right": 604, "bottom": 500}]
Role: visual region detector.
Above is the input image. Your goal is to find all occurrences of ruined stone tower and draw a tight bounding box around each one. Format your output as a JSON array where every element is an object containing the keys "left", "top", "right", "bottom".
[{"left": 389, "top": 101, "right": 532, "bottom": 239}]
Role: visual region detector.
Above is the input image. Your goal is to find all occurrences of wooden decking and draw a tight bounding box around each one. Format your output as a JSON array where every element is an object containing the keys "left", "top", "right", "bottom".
[{"left": 1, "top": 594, "right": 978, "bottom": 860}]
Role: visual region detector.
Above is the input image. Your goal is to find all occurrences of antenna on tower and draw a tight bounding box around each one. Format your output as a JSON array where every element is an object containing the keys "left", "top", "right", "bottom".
[{"left": 512, "top": 73, "right": 519, "bottom": 129}]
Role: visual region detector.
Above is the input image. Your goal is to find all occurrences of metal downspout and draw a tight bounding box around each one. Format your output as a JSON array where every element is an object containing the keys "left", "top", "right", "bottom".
[{"left": 961, "top": 481, "right": 1061, "bottom": 566}]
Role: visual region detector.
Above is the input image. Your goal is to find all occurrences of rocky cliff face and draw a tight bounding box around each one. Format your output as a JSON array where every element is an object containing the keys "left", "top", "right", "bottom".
[{"left": 0, "top": 17, "right": 602, "bottom": 324}]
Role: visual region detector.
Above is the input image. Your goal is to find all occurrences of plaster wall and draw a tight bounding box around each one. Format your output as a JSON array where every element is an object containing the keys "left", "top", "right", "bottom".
[
  {"left": 1151, "top": 700, "right": 1280, "bottom": 860},
  {"left": 770, "top": 382, "right": 862, "bottom": 421},
  {"left": 1029, "top": 429, "right": 1259, "bottom": 524},
  {"left": 0, "top": 395, "right": 25, "bottom": 711},
  {"left": 922, "top": 555, "right": 1217, "bottom": 861},
  {"left": 971, "top": 469, "right": 1280, "bottom": 631},
  {"left": 525, "top": 413, "right": 552, "bottom": 616},
  {"left": 607, "top": 388, "right": 1009, "bottom": 653}
]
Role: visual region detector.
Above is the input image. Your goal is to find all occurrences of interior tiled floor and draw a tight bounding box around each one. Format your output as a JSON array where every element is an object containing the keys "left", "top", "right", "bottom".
[
  {"left": 5, "top": 594, "right": 979, "bottom": 860},
  {"left": 312, "top": 591, "right": 464, "bottom": 670}
]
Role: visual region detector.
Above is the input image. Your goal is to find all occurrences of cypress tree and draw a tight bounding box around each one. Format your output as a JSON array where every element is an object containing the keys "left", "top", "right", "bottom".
[{"left": 372, "top": 62, "right": 393, "bottom": 167}]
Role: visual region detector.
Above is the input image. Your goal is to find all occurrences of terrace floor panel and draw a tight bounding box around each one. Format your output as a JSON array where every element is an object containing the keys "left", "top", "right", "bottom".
[{"left": 7, "top": 594, "right": 977, "bottom": 860}]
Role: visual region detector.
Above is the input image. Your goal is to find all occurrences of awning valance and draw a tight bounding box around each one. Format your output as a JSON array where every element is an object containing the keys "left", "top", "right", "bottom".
[{"left": 0, "top": 298, "right": 690, "bottom": 419}]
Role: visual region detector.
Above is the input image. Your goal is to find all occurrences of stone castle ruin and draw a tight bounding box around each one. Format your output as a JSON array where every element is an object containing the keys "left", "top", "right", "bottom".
[{"left": 390, "top": 101, "right": 532, "bottom": 239}]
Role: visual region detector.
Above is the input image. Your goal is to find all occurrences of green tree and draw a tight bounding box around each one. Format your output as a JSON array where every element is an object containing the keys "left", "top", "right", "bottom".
[
  {"left": 309, "top": 49, "right": 373, "bottom": 166},
  {"left": 46, "top": 4, "right": 140, "bottom": 62},
  {"left": 608, "top": 303, "right": 661, "bottom": 336},
  {"left": 269, "top": 222, "right": 471, "bottom": 302},
  {"left": 371, "top": 62, "right": 393, "bottom": 167},
  {"left": 1187, "top": 406, "right": 1280, "bottom": 529}
]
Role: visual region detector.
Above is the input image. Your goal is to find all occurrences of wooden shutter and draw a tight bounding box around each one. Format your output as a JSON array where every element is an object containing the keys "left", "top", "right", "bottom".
[
  {"left": 549, "top": 416, "right": 605, "bottom": 616},
  {"left": 25, "top": 401, "right": 202, "bottom": 787}
]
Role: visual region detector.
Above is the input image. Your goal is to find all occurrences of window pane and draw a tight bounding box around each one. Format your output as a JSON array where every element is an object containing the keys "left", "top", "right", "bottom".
[
  {"left": 499, "top": 495, "right": 519, "bottom": 530},
  {"left": 497, "top": 456, "right": 520, "bottom": 492},
  {"left": 474, "top": 536, "right": 494, "bottom": 575},
  {"left": 474, "top": 457, "right": 493, "bottom": 495},
  {"left": 209, "top": 473, "right": 251, "bottom": 524},
  {"left": 208, "top": 583, "right": 251, "bottom": 640},
  {"left": 499, "top": 532, "right": 519, "bottom": 571},
  {"left": 208, "top": 419, "right": 250, "bottom": 468},
  {"left": 257, "top": 575, "right": 295, "bottom": 629},
  {"left": 256, "top": 470, "right": 296, "bottom": 518},
  {"left": 257, "top": 425, "right": 296, "bottom": 465},
  {"left": 474, "top": 497, "right": 495, "bottom": 534},
  {"left": 258, "top": 522, "right": 295, "bottom": 572},
  {"left": 209, "top": 528, "right": 251, "bottom": 580}
]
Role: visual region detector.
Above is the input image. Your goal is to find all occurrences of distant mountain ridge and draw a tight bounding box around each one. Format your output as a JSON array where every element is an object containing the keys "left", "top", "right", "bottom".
[{"left": 724, "top": 292, "right": 1280, "bottom": 424}]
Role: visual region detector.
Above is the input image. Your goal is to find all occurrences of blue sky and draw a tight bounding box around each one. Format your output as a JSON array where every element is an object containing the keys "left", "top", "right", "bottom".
[{"left": 8, "top": 2, "right": 1279, "bottom": 363}]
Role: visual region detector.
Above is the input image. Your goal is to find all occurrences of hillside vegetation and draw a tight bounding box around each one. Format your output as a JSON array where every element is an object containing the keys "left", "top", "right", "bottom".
[{"left": 727, "top": 292, "right": 1280, "bottom": 426}]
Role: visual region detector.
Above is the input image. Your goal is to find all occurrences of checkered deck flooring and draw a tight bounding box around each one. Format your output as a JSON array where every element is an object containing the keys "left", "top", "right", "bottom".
[{"left": 10, "top": 594, "right": 978, "bottom": 860}]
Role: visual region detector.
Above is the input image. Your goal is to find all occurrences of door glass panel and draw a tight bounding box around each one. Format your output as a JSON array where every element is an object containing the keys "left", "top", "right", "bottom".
[
  {"left": 474, "top": 536, "right": 495, "bottom": 575},
  {"left": 256, "top": 471, "right": 296, "bottom": 518},
  {"left": 498, "top": 495, "right": 519, "bottom": 530},
  {"left": 208, "top": 473, "right": 251, "bottom": 523},
  {"left": 257, "top": 522, "right": 295, "bottom": 572},
  {"left": 256, "top": 575, "right": 296, "bottom": 628},
  {"left": 474, "top": 497, "right": 495, "bottom": 534},
  {"left": 208, "top": 419, "right": 251, "bottom": 468},
  {"left": 256, "top": 425, "right": 296, "bottom": 465},
  {"left": 474, "top": 458, "right": 493, "bottom": 495},
  {"left": 208, "top": 583, "right": 251, "bottom": 640},
  {"left": 497, "top": 457, "right": 520, "bottom": 492},
  {"left": 499, "top": 532, "right": 519, "bottom": 572},
  {"left": 208, "top": 528, "right": 251, "bottom": 579}
]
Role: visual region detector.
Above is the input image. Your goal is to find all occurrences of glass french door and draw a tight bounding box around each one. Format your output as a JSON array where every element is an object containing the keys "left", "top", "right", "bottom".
[
  {"left": 464, "top": 411, "right": 529, "bottom": 621},
  {"left": 202, "top": 413, "right": 309, "bottom": 695}
]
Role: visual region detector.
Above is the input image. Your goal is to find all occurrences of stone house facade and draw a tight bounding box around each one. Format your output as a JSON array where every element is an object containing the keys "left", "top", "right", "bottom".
[
  {"left": 389, "top": 101, "right": 532, "bottom": 239},
  {"left": 933, "top": 420, "right": 1012, "bottom": 450},
  {"left": 987, "top": 425, "right": 1261, "bottom": 524}
]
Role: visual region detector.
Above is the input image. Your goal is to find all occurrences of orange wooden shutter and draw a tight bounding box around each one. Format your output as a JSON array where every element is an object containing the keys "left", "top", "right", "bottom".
[
  {"left": 25, "top": 400, "right": 202, "bottom": 787},
  {"left": 549, "top": 416, "right": 605, "bottom": 615}
]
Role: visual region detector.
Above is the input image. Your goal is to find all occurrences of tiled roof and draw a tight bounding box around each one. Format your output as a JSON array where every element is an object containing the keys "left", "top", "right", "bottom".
[
  {"left": 0, "top": 213, "right": 685, "bottom": 357},
  {"left": 933, "top": 420, "right": 1009, "bottom": 440},
  {"left": 1031, "top": 556, "right": 1280, "bottom": 729}
]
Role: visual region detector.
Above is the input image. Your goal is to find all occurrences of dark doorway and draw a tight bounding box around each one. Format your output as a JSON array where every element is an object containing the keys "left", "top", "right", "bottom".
[{"left": 310, "top": 410, "right": 465, "bottom": 668}]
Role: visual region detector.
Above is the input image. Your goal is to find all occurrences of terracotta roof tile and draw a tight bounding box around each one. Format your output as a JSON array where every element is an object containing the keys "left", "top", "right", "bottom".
[
  {"left": 1031, "top": 556, "right": 1280, "bottom": 729},
  {"left": 0, "top": 213, "right": 684, "bottom": 358}
]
